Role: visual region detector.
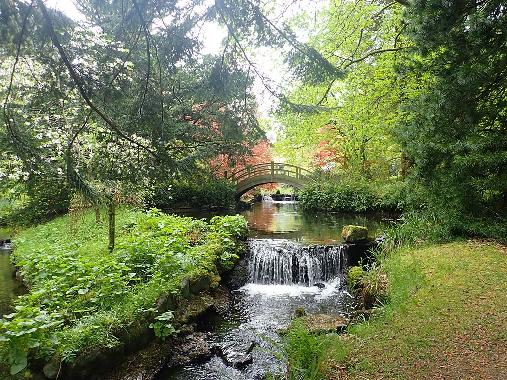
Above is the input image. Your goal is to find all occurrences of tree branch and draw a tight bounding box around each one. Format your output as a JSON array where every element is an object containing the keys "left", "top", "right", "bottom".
[
  {"left": 37, "top": 0, "right": 160, "bottom": 160},
  {"left": 3, "top": 0, "right": 34, "bottom": 152},
  {"left": 342, "top": 46, "right": 414, "bottom": 68}
]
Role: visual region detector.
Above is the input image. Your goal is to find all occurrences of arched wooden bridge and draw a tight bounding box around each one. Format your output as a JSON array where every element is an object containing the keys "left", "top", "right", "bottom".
[{"left": 227, "top": 162, "right": 313, "bottom": 198}]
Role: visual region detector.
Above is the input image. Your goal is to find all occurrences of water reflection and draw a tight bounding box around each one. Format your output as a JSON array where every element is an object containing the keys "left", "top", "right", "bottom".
[
  {"left": 0, "top": 249, "right": 19, "bottom": 317},
  {"left": 244, "top": 202, "right": 392, "bottom": 244}
]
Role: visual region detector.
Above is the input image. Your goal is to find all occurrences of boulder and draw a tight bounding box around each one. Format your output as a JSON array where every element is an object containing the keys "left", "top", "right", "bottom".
[
  {"left": 167, "top": 332, "right": 212, "bottom": 367},
  {"left": 43, "top": 360, "right": 59, "bottom": 379},
  {"left": 215, "top": 341, "right": 256, "bottom": 369},
  {"left": 341, "top": 225, "right": 368, "bottom": 243},
  {"left": 300, "top": 314, "right": 348, "bottom": 334}
]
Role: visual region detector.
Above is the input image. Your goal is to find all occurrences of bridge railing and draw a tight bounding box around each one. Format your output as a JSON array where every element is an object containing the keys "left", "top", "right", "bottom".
[{"left": 227, "top": 162, "right": 312, "bottom": 184}]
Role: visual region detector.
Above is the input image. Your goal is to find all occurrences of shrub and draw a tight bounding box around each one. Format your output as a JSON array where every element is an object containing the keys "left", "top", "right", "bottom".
[
  {"left": 347, "top": 263, "right": 389, "bottom": 309},
  {"left": 347, "top": 266, "right": 365, "bottom": 290},
  {"left": 299, "top": 179, "right": 406, "bottom": 213},
  {"left": 0, "top": 176, "right": 71, "bottom": 226},
  {"left": 151, "top": 176, "right": 235, "bottom": 210}
]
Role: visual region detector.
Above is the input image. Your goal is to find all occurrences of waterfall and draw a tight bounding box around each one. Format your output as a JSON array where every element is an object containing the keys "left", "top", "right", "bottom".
[{"left": 248, "top": 239, "right": 347, "bottom": 286}]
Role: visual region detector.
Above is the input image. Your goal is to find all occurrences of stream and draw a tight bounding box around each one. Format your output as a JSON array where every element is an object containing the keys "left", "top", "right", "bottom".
[
  {"left": 0, "top": 230, "right": 20, "bottom": 316},
  {"left": 156, "top": 202, "right": 391, "bottom": 380},
  {"left": 0, "top": 202, "right": 393, "bottom": 379}
]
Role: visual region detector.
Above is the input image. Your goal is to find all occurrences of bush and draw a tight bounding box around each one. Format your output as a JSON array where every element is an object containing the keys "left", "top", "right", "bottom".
[
  {"left": 151, "top": 176, "right": 235, "bottom": 210},
  {"left": 0, "top": 176, "right": 71, "bottom": 226},
  {"left": 299, "top": 179, "right": 406, "bottom": 213},
  {"left": 347, "top": 266, "right": 365, "bottom": 290},
  {"left": 0, "top": 208, "right": 248, "bottom": 375}
]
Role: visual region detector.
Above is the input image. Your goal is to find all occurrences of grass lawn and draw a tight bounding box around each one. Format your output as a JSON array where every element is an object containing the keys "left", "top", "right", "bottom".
[{"left": 322, "top": 240, "right": 507, "bottom": 380}]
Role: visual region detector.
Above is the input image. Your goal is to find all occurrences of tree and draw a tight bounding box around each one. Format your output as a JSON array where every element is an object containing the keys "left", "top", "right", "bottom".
[
  {"left": 397, "top": 0, "right": 507, "bottom": 236},
  {"left": 1, "top": 0, "right": 265, "bottom": 243},
  {"left": 274, "top": 0, "right": 419, "bottom": 178}
]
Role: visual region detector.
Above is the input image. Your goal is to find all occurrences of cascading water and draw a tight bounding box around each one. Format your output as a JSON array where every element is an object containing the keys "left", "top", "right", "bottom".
[
  {"left": 160, "top": 203, "right": 377, "bottom": 380},
  {"left": 248, "top": 239, "right": 347, "bottom": 286}
]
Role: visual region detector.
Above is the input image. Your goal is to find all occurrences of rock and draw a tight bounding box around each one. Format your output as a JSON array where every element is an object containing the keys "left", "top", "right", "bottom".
[
  {"left": 156, "top": 293, "right": 177, "bottom": 312},
  {"left": 180, "top": 277, "right": 190, "bottom": 298},
  {"left": 224, "top": 257, "right": 249, "bottom": 289},
  {"left": 43, "top": 360, "right": 59, "bottom": 379},
  {"left": 301, "top": 314, "right": 349, "bottom": 334},
  {"left": 167, "top": 332, "right": 212, "bottom": 368},
  {"left": 216, "top": 341, "right": 256, "bottom": 369},
  {"left": 98, "top": 341, "right": 171, "bottom": 380},
  {"left": 189, "top": 275, "right": 212, "bottom": 295},
  {"left": 341, "top": 225, "right": 368, "bottom": 243},
  {"left": 175, "top": 293, "right": 216, "bottom": 324},
  {"left": 314, "top": 282, "right": 326, "bottom": 289}
]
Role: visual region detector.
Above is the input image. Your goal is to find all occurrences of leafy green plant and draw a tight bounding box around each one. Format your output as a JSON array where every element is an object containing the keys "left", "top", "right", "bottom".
[
  {"left": 149, "top": 311, "right": 178, "bottom": 340},
  {"left": 283, "top": 320, "right": 327, "bottom": 380},
  {"left": 1, "top": 208, "right": 248, "bottom": 372},
  {"left": 151, "top": 176, "right": 236, "bottom": 210}
]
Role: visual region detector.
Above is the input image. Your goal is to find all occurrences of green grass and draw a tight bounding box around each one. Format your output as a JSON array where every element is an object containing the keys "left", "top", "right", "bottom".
[
  {"left": 285, "top": 240, "right": 507, "bottom": 379},
  {"left": 0, "top": 208, "right": 247, "bottom": 377}
]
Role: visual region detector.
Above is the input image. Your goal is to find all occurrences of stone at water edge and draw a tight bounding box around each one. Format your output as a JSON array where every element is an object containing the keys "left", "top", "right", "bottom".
[
  {"left": 215, "top": 341, "right": 257, "bottom": 369},
  {"left": 341, "top": 225, "right": 368, "bottom": 243}
]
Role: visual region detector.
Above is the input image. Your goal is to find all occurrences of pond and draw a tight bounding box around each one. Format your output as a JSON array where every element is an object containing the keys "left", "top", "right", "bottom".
[
  {"left": 156, "top": 202, "right": 395, "bottom": 380},
  {"left": 0, "top": 230, "right": 23, "bottom": 317},
  {"left": 243, "top": 201, "right": 393, "bottom": 243}
]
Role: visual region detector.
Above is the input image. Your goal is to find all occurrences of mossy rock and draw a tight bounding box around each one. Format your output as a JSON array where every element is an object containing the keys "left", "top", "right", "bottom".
[
  {"left": 342, "top": 225, "right": 368, "bottom": 243},
  {"left": 175, "top": 293, "right": 215, "bottom": 324}
]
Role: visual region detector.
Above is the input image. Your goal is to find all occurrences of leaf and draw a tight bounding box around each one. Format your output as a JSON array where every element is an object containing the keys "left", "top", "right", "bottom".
[{"left": 10, "top": 351, "right": 27, "bottom": 375}]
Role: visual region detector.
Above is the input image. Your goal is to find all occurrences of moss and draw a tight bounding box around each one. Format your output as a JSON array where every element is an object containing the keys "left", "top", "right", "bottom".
[
  {"left": 342, "top": 225, "right": 369, "bottom": 243},
  {"left": 347, "top": 266, "right": 365, "bottom": 290}
]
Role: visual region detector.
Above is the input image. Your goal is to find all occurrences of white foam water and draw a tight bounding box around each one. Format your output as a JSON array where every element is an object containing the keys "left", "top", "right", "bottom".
[{"left": 248, "top": 239, "right": 347, "bottom": 286}]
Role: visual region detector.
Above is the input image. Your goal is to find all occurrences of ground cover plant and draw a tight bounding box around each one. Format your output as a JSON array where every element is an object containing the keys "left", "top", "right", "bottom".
[
  {"left": 0, "top": 208, "right": 248, "bottom": 377},
  {"left": 282, "top": 240, "right": 507, "bottom": 379}
]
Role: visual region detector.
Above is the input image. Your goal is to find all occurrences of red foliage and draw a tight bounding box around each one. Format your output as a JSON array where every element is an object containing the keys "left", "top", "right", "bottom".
[
  {"left": 211, "top": 140, "right": 277, "bottom": 194},
  {"left": 313, "top": 140, "right": 338, "bottom": 169},
  {"left": 211, "top": 140, "right": 273, "bottom": 176}
]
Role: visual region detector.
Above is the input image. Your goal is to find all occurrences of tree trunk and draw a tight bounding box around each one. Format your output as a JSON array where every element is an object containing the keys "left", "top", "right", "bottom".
[
  {"left": 95, "top": 206, "right": 101, "bottom": 223},
  {"left": 108, "top": 200, "right": 115, "bottom": 253}
]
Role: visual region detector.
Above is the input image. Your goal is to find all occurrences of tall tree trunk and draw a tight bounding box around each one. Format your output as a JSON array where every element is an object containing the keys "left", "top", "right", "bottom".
[{"left": 108, "top": 200, "right": 115, "bottom": 253}]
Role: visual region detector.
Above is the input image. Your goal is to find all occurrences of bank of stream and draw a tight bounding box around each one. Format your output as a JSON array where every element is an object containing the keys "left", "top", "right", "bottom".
[
  {"left": 157, "top": 202, "right": 392, "bottom": 380},
  {"left": 0, "top": 202, "right": 395, "bottom": 379}
]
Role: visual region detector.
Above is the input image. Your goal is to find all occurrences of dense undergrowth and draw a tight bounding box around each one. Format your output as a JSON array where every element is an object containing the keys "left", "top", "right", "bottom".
[
  {"left": 298, "top": 179, "right": 407, "bottom": 213},
  {"left": 0, "top": 208, "right": 247, "bottom": 377},
  {"left": 150, "top": 176, "right": 236, "bottom": 210}
]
